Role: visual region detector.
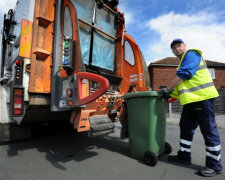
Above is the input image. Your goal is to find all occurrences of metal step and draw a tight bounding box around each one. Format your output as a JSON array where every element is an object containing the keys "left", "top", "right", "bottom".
[
  {"left": 89, "top": 115, "right": 115, "bottom": 137},
  {"left": 91, "top": 123, "right": 115, "bottom": 132},
  {"left": 89, "top": 129, "right": 114, "bottom": 137}
]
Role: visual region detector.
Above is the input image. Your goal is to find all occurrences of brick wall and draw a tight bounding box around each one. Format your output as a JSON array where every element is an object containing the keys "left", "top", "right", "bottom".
[
  {"left": 150, "top": 66, "right": 177, "bottom": 89},
  {"left": 214, "top": 68, "right": 225, "bottom": 89}
]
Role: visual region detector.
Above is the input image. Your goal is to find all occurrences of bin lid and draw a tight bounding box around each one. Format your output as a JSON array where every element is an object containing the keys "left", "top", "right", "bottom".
[{"left": 123, "top": 91, "right": 162, "bottom": 100}]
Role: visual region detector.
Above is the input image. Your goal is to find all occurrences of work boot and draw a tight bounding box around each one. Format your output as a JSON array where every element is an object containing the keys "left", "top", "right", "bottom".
[
  {"left": 198, "top": 167, "right": 223, "bottom": 177},
  {"left": 168, "top": 155, "right": 192, "bottom": 165}
]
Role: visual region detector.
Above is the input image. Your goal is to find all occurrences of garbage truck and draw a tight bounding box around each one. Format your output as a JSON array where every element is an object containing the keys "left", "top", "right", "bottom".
[{"left": 0, "top": 0, "right": 150, "bottom": 141}]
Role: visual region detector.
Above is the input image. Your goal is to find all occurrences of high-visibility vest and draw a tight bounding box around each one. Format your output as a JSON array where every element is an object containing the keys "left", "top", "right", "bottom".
[{"left": 170, "top": 49, "right": 219, "bottom": 105}]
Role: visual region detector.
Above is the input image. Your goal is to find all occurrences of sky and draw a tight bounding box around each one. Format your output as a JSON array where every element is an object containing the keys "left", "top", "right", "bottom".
[
  {"left": 118, "top": 0, "right": 225, "bottom": 65},
  {"left": 1, "top": 0, "right": 225, "bottom": 66}
]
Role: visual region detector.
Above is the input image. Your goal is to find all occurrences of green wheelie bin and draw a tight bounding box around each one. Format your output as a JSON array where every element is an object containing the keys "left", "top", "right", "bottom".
[{"left": 123, "top": 91, "right": 172, "bottom": 166}]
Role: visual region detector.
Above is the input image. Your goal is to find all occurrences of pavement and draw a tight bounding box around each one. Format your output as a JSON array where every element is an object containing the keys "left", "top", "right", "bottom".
[
  {"left": 167, "top": 113, "right": 225, "bottom": 129},
  {"left": 0, "top": 121, "right": 225, "bottom": 180}
]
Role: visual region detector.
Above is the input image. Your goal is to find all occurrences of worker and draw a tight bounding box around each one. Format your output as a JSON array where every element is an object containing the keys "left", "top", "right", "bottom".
[{"left": 162, "top": 39, "right": 223, "bottom": 177}]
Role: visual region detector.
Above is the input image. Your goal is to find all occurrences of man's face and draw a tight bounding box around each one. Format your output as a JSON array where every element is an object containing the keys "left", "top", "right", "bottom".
[{"left": 171, "top": 43, "right": 186, "bottom": 58}]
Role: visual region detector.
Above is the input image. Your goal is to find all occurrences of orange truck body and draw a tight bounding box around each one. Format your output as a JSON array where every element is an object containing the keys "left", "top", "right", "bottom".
[{"left": 0, "top": 0, "right": 150, "bottom": 141}]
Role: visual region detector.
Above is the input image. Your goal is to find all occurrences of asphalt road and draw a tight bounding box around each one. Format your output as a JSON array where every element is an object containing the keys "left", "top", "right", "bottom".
[{"left": 0, "top": 122, "right": 224, "bottom": 180}]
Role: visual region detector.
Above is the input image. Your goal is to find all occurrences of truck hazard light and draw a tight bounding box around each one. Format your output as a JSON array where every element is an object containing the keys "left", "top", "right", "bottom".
[
  {"left": 62, "top": 37, "right": 75, "bottom": 74},
  {"left": 11, "top": 87, "right": 24, "bottom": 116},
  {"left": 15, "top": 59, "right": 23, "bottom": 85}
]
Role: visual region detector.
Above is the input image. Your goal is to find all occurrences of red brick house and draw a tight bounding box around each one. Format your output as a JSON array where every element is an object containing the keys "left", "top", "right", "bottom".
[
  {"left": 148, "top": 57, "right": 225, "bottom": 113},
  {"left": 148, "top": 57, "right": 225, "bottom": 90}
]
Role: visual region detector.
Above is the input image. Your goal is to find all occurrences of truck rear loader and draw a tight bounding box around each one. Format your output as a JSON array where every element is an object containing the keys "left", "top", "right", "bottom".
[{"left": 0, "top": 0, "right": 150, "bottom": 141}]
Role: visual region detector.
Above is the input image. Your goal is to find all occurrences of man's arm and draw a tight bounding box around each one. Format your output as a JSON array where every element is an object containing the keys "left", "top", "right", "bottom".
[
  {"left": 177, "top": 51, "right": 201, "bottom": 80},
  {"left": 167, "top": 75, "right": 183, "bottom": 90}
]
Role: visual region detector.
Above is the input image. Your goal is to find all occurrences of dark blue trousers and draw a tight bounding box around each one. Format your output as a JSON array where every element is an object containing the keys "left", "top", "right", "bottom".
[{"left": 178, "top": 98, "right": 222, "bottom": 172}]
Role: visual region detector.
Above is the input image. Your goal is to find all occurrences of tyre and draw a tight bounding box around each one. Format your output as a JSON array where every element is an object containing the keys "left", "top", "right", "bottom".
[
  {"left": 144, "top": 151, "right": 158, "bottom": 166},
  {"left": 164, "top": 142, "right": 172, "bottom": 154}
]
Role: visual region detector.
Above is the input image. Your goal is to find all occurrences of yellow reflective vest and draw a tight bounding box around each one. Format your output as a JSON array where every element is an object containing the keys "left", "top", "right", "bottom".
[{"left": 170, "top": 49, "right": 219, "bottom": 105}]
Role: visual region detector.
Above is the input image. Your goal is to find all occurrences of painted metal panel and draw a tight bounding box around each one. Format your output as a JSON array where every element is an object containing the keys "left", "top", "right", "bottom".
[
  {"left": 7, "top": 0, "right": 35, "bottom": 66},
  {"left": 29, "top": 0, "right": 55, "bottom": 93},
  {"left": 19, "top": 19, "right": 33, "bottom": 59}
]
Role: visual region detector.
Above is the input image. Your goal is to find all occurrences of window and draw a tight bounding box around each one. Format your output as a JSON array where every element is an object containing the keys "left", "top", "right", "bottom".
[
  {"left": 209, "top": 68, "right": 215, "bottom": 79},
  {"left": 92, "top": 6, "right": 116, "bottom": 71},
  {"left": 74, "top": 0, "right": 117, "bottom": 71},
  {"left": 73, "top": 0, "right": 95, "bottom": 65},
  {"left": 63, "top": 6, "right": 73, "bottom": 38},
  {"left": 124, "top": 41, "right": 135, "bottom": 66}
]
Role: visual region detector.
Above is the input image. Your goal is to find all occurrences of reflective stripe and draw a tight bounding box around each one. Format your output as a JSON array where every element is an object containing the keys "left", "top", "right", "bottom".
[
  {"left": 197, "top": 64, "right": 207, "bottom": 71},
  {"left": 179, "top": 82, "right": 214, "bottom": 95},
  {"left": 181, "top": 147, "right": 191, "bottom": 152},
  {"left": 206, "top": 152, "right": 221, "bottom": 161},
  {"left": 202, "top": 59, "right": 206, "bottom": 65},
  {"left": 180, "top": 139, "right": 192, "bottom": 146},
  {"left": 206, "top": 145, "right": 221, "bottom": 151}
]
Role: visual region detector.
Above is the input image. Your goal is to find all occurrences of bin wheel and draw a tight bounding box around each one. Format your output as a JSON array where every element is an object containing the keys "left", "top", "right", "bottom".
[
  {"left": 164, "top": 142, "right": 172, "bottom": 154},
  {"left": 144, "top": 151, "right": 158, "bottom": 166}
]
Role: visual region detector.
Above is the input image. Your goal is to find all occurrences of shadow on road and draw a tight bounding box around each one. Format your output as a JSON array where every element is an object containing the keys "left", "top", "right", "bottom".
[
  {"left": 135, "top": 153, "right": 205, "bottom": 172},
  {"left": 158, "top": 154, "right": 205, "bottom": 171},
  {"left": 0, "top": 122, "right": 129, "bottom": 170}
]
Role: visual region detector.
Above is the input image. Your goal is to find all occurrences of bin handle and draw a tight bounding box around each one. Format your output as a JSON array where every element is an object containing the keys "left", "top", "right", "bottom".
[{"left": 155, "top": 88, "right": 177, "bottom": 103}]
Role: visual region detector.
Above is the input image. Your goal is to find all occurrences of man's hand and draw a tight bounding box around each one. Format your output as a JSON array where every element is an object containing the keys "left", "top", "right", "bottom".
[
  {"left": 160, "top": 88, "right": 173, "bottom": 99},
  {"left": 160, "top": 87, "right": 168, "bottom": 93}
]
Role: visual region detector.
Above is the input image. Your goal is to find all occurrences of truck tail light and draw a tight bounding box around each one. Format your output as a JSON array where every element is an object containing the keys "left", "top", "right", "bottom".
[
  {"left": 15, "top": 59, "right": 22, "bottom": 66},
  {"left": 12, "top": 87, "right": 24, "bottom": 116}
]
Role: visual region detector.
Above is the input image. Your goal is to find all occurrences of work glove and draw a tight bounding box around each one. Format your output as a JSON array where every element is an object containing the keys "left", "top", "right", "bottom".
[
  {"left": 160, "top": 87, "right": 168, "bottom": 93},
  {"left": 160, "top": 88, "right": 173, "bottom": 99}
]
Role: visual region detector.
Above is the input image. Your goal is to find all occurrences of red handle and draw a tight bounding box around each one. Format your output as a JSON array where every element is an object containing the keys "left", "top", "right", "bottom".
[
  {"left": 76, "top": 72, "right": 109, "bottom": 106},
  {"left": 168, "top": 97, "right": 177, "bottom": 103}
]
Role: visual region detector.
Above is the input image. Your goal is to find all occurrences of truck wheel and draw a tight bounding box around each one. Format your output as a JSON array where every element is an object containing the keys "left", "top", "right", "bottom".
[
  {"left": 144, "top": 151, "right": 157, "bottom": 166},
  {"left": 164, "top": 142, "right": 172, "bottom": 154}
]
